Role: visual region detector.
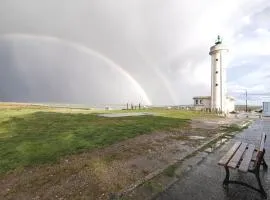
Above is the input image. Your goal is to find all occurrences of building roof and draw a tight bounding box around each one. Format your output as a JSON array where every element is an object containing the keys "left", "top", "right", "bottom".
[{"left": 193, "top": 96, "right": 211, "bottom": 99}]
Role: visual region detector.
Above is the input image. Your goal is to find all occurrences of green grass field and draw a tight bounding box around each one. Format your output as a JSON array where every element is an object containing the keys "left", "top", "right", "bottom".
[{"left": 0, "top": 105, "right": 218, "bottom": 174}]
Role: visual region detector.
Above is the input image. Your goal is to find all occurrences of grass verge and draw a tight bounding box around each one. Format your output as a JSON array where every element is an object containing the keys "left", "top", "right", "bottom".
[
  {"left": 0, "top": 107, "right": 197, "bottom": 174},
  {"left": 221, "top": 123, "right": 249, "bottom": 133},
  {"left": 164, "top": 165, "right": 177, "bottom": 177}
]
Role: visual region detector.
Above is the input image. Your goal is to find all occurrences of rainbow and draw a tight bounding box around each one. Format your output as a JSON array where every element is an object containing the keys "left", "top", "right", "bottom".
[{"left": 0, "top": 33, "right": 152, "bottom": 105}]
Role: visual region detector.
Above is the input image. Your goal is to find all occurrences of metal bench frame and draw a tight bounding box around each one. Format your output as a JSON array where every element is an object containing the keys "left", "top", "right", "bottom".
[{"left": 220, "top": 133, "right": 268, "bottom": 198}]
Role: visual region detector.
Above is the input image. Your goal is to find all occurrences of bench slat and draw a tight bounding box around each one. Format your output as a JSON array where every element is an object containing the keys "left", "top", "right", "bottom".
[
  {"left": 259, "top": 132, "right": 266, "bottom": 152},
  {"left": 227, "top": 142, "right": 248, "bottom": 169},
  {"left": 218, "top": 141, "right": 241, "bottom": 166},
  {"left": 253, "top": 132, "right": 267, "bottom": 168},
  {"left": 238, "top": 144, "right": 255, "bottom": 172}
]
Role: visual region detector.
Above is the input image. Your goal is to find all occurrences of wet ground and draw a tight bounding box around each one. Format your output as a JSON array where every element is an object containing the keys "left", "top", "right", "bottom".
[
  {"left": 0, "top": 115, "right": 246, "bottom": 200},
  {"left": 155, "top": 118, "right": 270, "bottom": 200}
]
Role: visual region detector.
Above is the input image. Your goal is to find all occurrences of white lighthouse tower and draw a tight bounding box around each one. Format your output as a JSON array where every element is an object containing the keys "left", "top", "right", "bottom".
[
  {"left": 209, "top": 35, "right": 229, "bottom": 113},
  {"left": 192, "top": 36, "right": 235, "bottom": 114}
]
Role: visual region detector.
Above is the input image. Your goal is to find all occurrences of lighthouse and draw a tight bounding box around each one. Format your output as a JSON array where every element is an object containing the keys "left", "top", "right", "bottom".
[
  {"left": 192, "top": 36, "right": 235, "bottom": 114},
  {"left": 209, "top": 35, "right": 229, "bottom": 113}
]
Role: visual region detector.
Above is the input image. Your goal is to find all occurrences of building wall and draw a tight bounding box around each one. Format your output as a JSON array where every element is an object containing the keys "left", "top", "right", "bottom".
[
  {"left": 193, "top": 97, "right": 234, "bottom": 113},
  {"left": 193, "top": 98, "right": 211, "bottom": 110},
  {"left": 225, "top": 98, "right": 235, "bottom": 113},
  {"left": 263, "top": 102, "right": 270, "bottom": 117}
]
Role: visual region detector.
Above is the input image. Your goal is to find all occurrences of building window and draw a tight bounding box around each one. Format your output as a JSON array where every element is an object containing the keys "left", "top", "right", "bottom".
[
  {"left": 216, "top": 83, "right": 218, "bottom": 86},
  {"left": 195, "top": 100, "right": 198, "bottom": 105},
  {"left": 216, "top": 58, "right": 218, "bottom": 61},
  {"left": 200, "top": 100, "right": 202, "bottom": 104},
  {"left": 216, "top": 71, "right": 218, "bottom": 73}
]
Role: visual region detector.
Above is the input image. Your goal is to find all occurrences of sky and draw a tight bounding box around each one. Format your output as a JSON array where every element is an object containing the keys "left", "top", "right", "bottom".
[{"left": 0, "top": 0, "right": 270, "bottom": 106}]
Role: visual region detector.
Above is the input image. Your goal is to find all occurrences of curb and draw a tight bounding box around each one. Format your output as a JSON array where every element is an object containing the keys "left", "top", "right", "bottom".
[{"left": 115, "top": 119, "right": 253, "bottom": 199}]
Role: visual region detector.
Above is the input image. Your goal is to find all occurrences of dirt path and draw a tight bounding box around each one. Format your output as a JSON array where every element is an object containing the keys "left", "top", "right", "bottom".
[{"left": 0, "top": 117, "right": 245, "bottom": 200}]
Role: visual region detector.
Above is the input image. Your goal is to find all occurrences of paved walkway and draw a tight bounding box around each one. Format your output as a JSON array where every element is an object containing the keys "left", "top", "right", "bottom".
[
  {"left": 155, "top": 118, "right": 270, "bottom": 200},
  {"left": 98, "top": 112, "right": 153, "bottom": 118}
]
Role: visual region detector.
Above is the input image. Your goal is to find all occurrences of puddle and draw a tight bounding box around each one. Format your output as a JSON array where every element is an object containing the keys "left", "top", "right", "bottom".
[
  {"left": 221, "top": 138, "right": 228, "bottom": 143},
  {"left": 188, "top": 136, "right": 205, "bottom": 140},
  {"left": 204, "top": 147, "right": 213, "bottom": 153},
  {"left": 204, "top": 137, "right": 228, "bottom": 153}
]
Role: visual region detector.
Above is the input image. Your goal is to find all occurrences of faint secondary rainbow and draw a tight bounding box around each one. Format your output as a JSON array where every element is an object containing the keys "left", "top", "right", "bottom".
[
  {"left": 0, "top": 33, "right": 152, "bottom": 105},
  {"left": 134, "top": 48, "right": 178, "bottom": 105}
]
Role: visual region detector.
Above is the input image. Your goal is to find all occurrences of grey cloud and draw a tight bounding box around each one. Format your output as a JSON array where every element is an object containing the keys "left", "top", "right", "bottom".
[
  {"left": 0, "top": 38, "right": 150, "bottom": 104},
  {"left": 235, "top": 5, "right": 270, "bottom": 38},
  {"left": 251, "top": 6, "right": 270, "bottom": 30},
  {"left": 0, "top": 0, "right": 269, "bottom": 105}
]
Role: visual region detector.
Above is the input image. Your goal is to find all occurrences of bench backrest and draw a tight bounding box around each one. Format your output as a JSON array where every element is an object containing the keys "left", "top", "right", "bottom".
[
  {"left": 259, "top": 132, "right": 266, "bottom": 152},
  {"left": 254, "top": 132, "right": 266, "bottom": 168}
]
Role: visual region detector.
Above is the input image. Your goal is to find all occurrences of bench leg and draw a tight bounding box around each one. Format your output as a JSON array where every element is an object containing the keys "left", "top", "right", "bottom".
[
  {"left": 223, "top": 166, "right": 230, "bottom": 187},
  {"left": 222, "top": 167, "right": 267, "bottom": 198},
  {"left": 255, "top": 169, "right": 267, "bottom": 198},
  {"left": 262, "top": 158, "right": 268, "bottom": 170}
]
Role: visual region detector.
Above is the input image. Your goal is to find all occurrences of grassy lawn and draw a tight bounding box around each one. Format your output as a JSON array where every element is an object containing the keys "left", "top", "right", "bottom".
[{"left": 1, "top": 105, "right": 217, "bottom": 174}]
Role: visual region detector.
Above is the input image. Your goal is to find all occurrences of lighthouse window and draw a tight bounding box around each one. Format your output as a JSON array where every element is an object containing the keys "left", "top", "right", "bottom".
[
  {"left": 195, "top": 100, "right": 198, "bottom": 105},
  {"left": 216, "top": 71, "right": 218, "bottom": 73},
  {"left": 216, "top": 58, "right": 218, "bottom": 61},
  {"left": 216, "top": 83, "right": 218, "bottom": 86},
  {"left": 200, "top": 100, "right": 202, "bottom": 104}
]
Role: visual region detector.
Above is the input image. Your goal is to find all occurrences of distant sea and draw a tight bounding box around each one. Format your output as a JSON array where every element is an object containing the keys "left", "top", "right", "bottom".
[
  {"left": 0, "top": 101, "right": 143, "bottom": 110},
  {"left": 0, "top": 101, "right": 193, "bottom": 110}
]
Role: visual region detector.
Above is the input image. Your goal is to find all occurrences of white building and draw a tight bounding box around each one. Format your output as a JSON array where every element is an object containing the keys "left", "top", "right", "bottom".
[
  {"left": 193, "top": 96, "right": 211, "bottom": 110},
  {"left": 193, "top": 36, "right": 235, "bottom": 113}
]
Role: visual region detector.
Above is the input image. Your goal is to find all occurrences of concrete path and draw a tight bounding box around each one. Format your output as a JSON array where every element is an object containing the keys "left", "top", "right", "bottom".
[
  {"left": 155, "top": 118, "right": 270, "bottom": 200},
  {"left": 98, "top": 112, "right": 153, "bottom": 117}
]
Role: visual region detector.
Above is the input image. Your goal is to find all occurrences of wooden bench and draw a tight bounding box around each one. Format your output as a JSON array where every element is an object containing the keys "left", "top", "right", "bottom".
[{"left": 218, "top": 132, "right": 268, "bottom": 198}]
